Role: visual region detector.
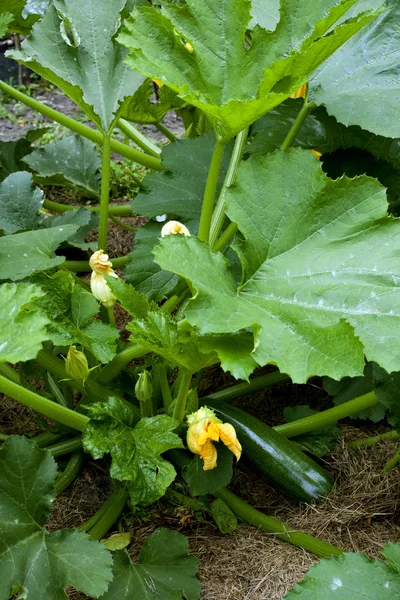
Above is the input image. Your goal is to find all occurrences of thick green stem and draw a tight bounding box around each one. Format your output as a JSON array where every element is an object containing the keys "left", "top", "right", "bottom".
[
  {"left": 98, "top": 132, "right": 112, "bottom": 250},
  {"left": 348, "top": 430, "right": 400, "bottom": 448},
  {"left": 281, "top": 101, "right": 317, "bottom": 150},
  {"left": 203, "top": 371, "right": 290, "bottom": 404},
  {"left": 63, "top": 255, "right": 130, "bottom": 273},
  {"left": 213, "top": 222, "right": 238, "bottom": 253},
  {"left": 87, "top": 484, "right": 129, "bottom": 540},
  {"left": 47, "top": 436, "right": 83, "bottom": 457},
  {"left": 172, "top": 370, "right": 193, "bottom": 425},
  {"left": 210, "top": 128, "right": 248, "bottom": 248},
  {"left": 156, "top": 121, "right": 177, "bottom": 142},
  {"left": 383, "top": 446, "right": 400, "bottom": 472},
  {"left": 46, "top": 372, "right": 71, "bottom": 408},
  {"left": 274, "top": 392, "right": 379, "bottom": 438},
  {"left": 0, "top": 363, "right": 20, "bottom": 384},
  {"left": 55, "top": 451, "right": 83, "bottom": 495},
  {"left": 43, "top": 198, "right": 133, "bottom": 217},
  {"left": 198, "top": 137, "right": 226, "bottom": 242},
  {"left": 96, "top": 343, "right": 150, "bottom": 384},
  {"left": 118, "top": 118, "right": 161, "bottom": 157},
  {"left": 33, "top": 430, "right": 64, "bottom": 447},
  {"left": 0, "top": 80, "right": 163, "bottom": 171},
  {"left": 157, "top": 363, "right": 173, "bottom": 410},
  {"left": 0, "top": 375, "right": 89, "bottom": 431}
]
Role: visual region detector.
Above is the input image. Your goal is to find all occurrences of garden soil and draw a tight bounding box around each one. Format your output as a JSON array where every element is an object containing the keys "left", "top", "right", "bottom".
[{"left": 2, "top": 89, "right": 400, "bottom": 599}]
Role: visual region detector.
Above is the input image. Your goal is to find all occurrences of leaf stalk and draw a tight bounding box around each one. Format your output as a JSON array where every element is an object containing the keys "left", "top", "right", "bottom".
[{"left": 198, "top": 137, "right": 226, "bottom": 242}]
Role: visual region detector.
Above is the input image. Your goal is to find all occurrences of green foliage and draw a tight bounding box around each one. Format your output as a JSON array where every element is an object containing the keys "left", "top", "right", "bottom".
[
  {"left": 284, "top": 405, "right": 341, "bottom": 457},
  {"left": 41, "top": 207, "right": 99, "bottom": 252},
  {"left": 101, "top": 528, "right": 201, "bottom": 600},
  {"left": 120, "top": 0, "right": 380, "bottom": 139},
  {"left": 0, "top": 223, "right": 78, "bottom": 281},
  {"left": 311, "top": 0, "right": 400, "bottom": 139},
  {"left": 0, "top": 283, "right": 50, "bottom": 363},
  {"left": 155, "top": 148, "right": 400, "bottom": 382},
  {"left": 0, "top": 436, "right": 113, "bottom": 600},
  {"left": 24, "top": 135, "right": 101, "bottom": 196},
  {"left": 209, "top": 498, "right": 238, "bottom": 534},
  {"left": 182, "top": 444, "right": 233, "bottom": 496},
  {"left": 285, "top": 542, "right": 400, "bottom": 598},
  {"left": 0, "top": 171, "right": 43, "bottom": 234},
  {"left": 120, "top": 78, "right": 185, "bottom": 124},
  {"left": 250, "top": 0, "right": 280, "bottom": 31},
  {"left": 82, "top": 397, "right": 184, "bottom": 506},
  {"left": 0, "top": 130, "right": 49, "bottom": 182},
  {"left": 2, "top": 0, "right": 49, "bottom": 35},
  {"left": 8, "top": 0, "right": 144, "bottom": 131},
  {"left": 31, "top": 271, "right": 118, "bottom": 363},
  {"left": 0, "top": 12, "right": 13, "bottom": 37}
]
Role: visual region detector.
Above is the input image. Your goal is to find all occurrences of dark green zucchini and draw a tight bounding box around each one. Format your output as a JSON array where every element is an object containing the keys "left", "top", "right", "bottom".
[{"left": 204, "top": 399, "right": 333, "bottom": 503}]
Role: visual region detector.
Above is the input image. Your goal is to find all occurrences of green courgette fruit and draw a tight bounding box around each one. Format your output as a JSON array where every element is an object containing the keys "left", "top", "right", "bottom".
[{"left": 204, "top": 399, "right": 333, "bottom": 503}]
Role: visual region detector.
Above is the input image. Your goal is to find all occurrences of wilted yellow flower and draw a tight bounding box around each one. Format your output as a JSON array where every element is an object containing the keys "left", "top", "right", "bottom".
[
  {"left": 161, "top": 220, "right": 190, "bottom": 238},
  {"left": 290, "top": 84, "right": 307, "bottom": 99},
  {"left": 187, "top": 407, "right": 242, "bottom": 471},
  {"left": 89, "top": 250, "right": 118, "bottom": 308}
]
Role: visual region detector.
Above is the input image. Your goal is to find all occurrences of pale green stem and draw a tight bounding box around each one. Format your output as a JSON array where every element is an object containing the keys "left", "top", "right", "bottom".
[
  {"left": 55, "top": 451, "right": 83, "bottom": 495},
  {"left": 348, "top": 430, "right": 400, "bottom": 448},
  {"left": 213, "top": 222, "right": 238, "bottom": 253},
  {"left": 63, "top": 256, "right": 130, "bottom": 273},
  {"left": 118, "top": 118, "right": 161, "bottom": 157},
  {"left": 95, "top": 343, "right": 151, "bottom": 384},
  {"left": 156, "top": 121, "right": 177, "bottom": 142},
  {"left": 98, "top": 132, "right": 111, "bottom": 250},
  {"left": 172, "top": 370, "right": 193, "bottom": 425},
  {"left": 383, "top": 446, "right": 400, "bottom": 472},
  {"left": 157, "top": 363, "right": 173, "bottom": 410},
  {"left": 281, "top": 101, "right": 317, "bottom": 150},
  {"left": 198, "top": 137, "right": 226, "bottom": 242},
  {"left": 109, "top": 215, "right": 137, "bottom": 233},
  {"left": 0, "top": 363, "right": 20, "bottom": 384},
  {"left": 210, "top": 128, "right": 249, "bottom": 247},
  {"left": 107, "top": 306, "right": 117, "bottom": 328},
  {"left": 43, "top": 198, "right": 133, "bottom": 216},
  {"left": 0, "top": 80, "right": 163, "bottom": 171}
]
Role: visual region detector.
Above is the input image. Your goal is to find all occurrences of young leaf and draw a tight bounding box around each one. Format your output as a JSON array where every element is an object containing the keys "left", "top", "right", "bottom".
[
  {"left": 0, "top": 283, "right": 50, "bottom": 363},
  {"left": 101, "top": 528, "right": 201, "bottom": 600},
  {"left": 8, "top": 0, "right": 143, "bottom": 131},
  {"left": 285, "top": 546, "right": 400, "bottom": 598},
  {"left": 284, "top": 405, "right": 341, "bottom": 458},
  {"left": 182, "top": 444, "right": 234, "bottom": 496},
  {"left": 0, "top": 224, "right": 78, "bottom": 281},
  {"left": 120, "top": 0, "right": 379, "bottom": 139},
  {"left": 83, "top": 397, "right": 184, "bottom": 506},
  {"left": 311, "top": 0, "right": 400, "bottom": 139},
  {"left": 24, "top": 135, "right": 101, "bottom": 197},
  {"left": 154, "top": 149, "right": 400, "bottom": 383},
  {"left": 0, "top": 436, "right": 113, "bottom": 600},
  {"left": 32, "top": 271, "right": 118, "bottom": 363},
  {"left": 0, "top": 171, "right": 43, "bottom": 234}
]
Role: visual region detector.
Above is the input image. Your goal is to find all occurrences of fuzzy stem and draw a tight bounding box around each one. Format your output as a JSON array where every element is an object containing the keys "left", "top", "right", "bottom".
[
  {"left": 95, "top": 343, "right": 151, "bottom": 384},
  {"left": 348, "top": 430, "right": 400, "bottom": 448},
  {"left": 118, "top": 118, "right": 161, "bottom": 157},
  {"left": 0, "top": 375, "right": 89, "bottom": 431},
  {"left": 383, "top": 446, "right": 400, "bottom": 472},
  {"left": 172, "top": 370, "right": 193, "bottom": 425},
  {"left": 47, "top": 436, "right": 83, "bottom": 457},
  {"left": 43, "top": 198, "right": 133, "bottom": 216},
  {"left": 156, "top": 121, "right": 177, "bottom": 142},
  {"left": 210, "top": 128, "right": 248, "bottom": 247},
  {"left": 198, "top": 137, "right": 226, "bottom": 242},
  {"left": 213, "top": 222, "right": 238, "bottom": 253},
  {"left": 98, "top": 132, "right": 112, "bottom": 250},
  {"left": 55, "top": 451, "right": 83, "bottom": 495},
  {"left": 0, "top": 80, "right": 163, "bottom": 171},
  {"left": 87, "top": 484, "right": 129, "bottom": 540},
  {"left": 274, "top": 392, "right": 379, "bottom": 438},
  {"left": 203, "top": 371, "right": 290, "bottom": 403},
  {"left": 63, "top": 255, "right": 130, "bottom": 273},
  {"left": 281, "top": 101, "right": 317, "bottom": 150}
]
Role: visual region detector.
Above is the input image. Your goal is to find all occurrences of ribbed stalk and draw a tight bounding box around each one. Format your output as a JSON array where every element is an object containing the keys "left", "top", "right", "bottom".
[
  {"left": 43, "top": 198, "right": 133, "bottom": 217},
  {"left": 63, "top": 256, "right": 130, "bottom": 273},
  {"left": 47, "top": 436, "right": 83, "bottom": 457},
  {"left": 348, "top": 430, "right": 400, "bottom": 448},
  {"left": 118, "top": 119, "right": 161, "bottom": 157},
  {"left": 0, "top": 80, "right": 163, "bottom": 170},
  {"left": 96, "top": 343, "right": 151, "bottom": 384},
  {"left": 172, "top": 370, "right": 193, "bottom": 425},
  {"left": 87, "top": 484, "right": 129, "bottom": 540},
  {"left": 198, "top": 137, "right": 226, "bottom": 242},
  {"left": 383, "top": 447, "right": 400, "bottom": 472},
  {"left": 98, "top": 131, "right": 112, "bottom": 250},
  {"left": 0, "top": 363, "right": 20, "bottom": 383},
  {"left": 281, "top": 101, "right": 317, "bottom": 150},
  {"left": 213, "top": 221, "right": 238, "bottom": 253},
  {"left": 203, "top": 371, "right": 290, "bottom": 404},
  {"left": 55, "top": 451, "right": 83, "bottom": 495},
  {"left": 155, "top": 121, "right": 177, "bottom": 142}
]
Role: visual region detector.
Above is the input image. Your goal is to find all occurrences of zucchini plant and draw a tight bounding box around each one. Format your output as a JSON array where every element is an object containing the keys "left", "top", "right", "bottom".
[{"left": 1, "top": 0, "right": 400, "bottom": 597}]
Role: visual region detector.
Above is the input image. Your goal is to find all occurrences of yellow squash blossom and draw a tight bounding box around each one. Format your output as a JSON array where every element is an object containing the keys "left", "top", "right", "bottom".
[
  {"left": 187, "top": 407, "right": 242, "bottom": 470},
  {"left": 161, "top": 220, "right": 190, "bottom": 238},
  {"left": 290, "top": 84, "right": 307, "bottom": 99},
  {"left": 89, "top": 250, "right": 118, "bottom": 308}
]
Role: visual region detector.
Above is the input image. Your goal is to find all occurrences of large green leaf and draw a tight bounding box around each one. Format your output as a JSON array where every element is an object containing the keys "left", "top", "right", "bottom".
[
  {"left": 154, "top": 149, "right": 400, "bottom": 383},
  {"left": 0, "top": 171, "right": 43, "bottom": 234},
  {"left": 250, "top": 0, "right": 280, "bottom": 31},
  {"left": 311, "top": 0, "right": 400, "bottom": 139},
  {"left": 120, "top": 0, "right": 379, "bottom": 139},
  {"left": 8, "top": 0, "right": 143, "bottom": 131},
  {"left": 0, "top": 224, "right": 78, "bottom": 281},
  {"left": 182, "top": 444, "right": 233, "bottom": 496},
  {"left": 0, "top": 436, "right": 113, "bottom": 600},
  {"left": 41, "top": 207, "right": 99, "bottom": 252},
  {"left": 285, "top": 544, "right": 400, "bottom": 598},
  {"left": 2, "top": 0, "right": 48, "bottom": 34},
  {"left": 0, "top": 283, "right": 50, "bottom": 363},
  {"left": 83, "top": 398, "right": 183, "bottom": 506},
  {"left": 32, "top": 271, "right": 118, "bottom": 363},
  {"left": 101, "top": 528, "right": 201, "bottom": 600},
  {"left": 24, "top": 135, "right": 101, "bottom": 197}
]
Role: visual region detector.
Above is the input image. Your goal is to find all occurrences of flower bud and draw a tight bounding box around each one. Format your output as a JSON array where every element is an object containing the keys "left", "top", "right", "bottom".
[
  {"left": 65, "top": 346, "right": 89, "bottom": 381},
  {"left": 135, "top": 370, "right": 153, "bottom": 403},
  {"left": 90, "top": 271, "right": 118, "bottom": 308},
  {"left": 161, "top": 220, "right": 190, "bottom": 238}
]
